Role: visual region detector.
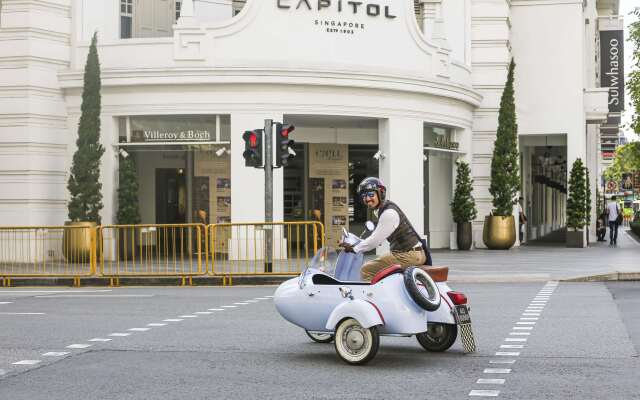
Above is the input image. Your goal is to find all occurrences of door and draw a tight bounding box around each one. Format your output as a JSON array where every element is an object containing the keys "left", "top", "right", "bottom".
[{"left": 156, "top": 169, "right": 187, "bottom": 257}]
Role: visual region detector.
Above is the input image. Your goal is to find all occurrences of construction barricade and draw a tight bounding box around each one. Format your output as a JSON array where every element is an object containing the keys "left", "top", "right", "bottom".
[
  {"left": 0, "top": 225, "right": 96, "bottom": 287},
  {"left": 209, "top": 221, "right": 324, "bottom": 285},
  {"left": 98, "top": 224, "right": 207, "bottom": 286}
]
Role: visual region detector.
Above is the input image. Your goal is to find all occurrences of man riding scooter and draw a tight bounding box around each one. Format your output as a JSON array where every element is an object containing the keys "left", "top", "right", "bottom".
[{"left": 340, "top": 177, "right": 432, "bottom": 281}]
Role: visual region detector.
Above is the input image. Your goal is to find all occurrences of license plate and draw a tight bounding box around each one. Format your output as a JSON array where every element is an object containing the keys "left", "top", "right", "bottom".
[{"left": 454, "top": 304, "right": 472, "bottom": 325}]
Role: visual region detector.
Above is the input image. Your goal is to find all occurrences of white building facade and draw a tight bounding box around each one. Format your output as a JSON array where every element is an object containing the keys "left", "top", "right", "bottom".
[{"left": 0, "top": 0, "right": 620, "bottom": 248}]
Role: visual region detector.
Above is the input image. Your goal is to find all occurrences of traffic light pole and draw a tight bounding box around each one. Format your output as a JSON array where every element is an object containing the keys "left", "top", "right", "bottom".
[{"left": 264, "top": 119, "right": 273, "bottom": 273}]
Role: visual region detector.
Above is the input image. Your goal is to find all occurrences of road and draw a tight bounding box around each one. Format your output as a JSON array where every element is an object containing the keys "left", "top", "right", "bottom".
[{"left": 0, "top": 282, "right": 638, "bottom": 399}]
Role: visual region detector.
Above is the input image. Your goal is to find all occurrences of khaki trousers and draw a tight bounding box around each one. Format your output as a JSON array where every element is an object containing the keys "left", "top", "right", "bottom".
[{"left": 360, "top": 249, "right": 426, "bottom": 281}]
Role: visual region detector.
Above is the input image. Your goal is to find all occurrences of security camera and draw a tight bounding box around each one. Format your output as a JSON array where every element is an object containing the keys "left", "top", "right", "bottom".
[
  {"left": 373, "top": 150, "right": 386, "bottom": 160},
  {"left": 119, "top": 149, "right": 129, "bottom": 159},
  {"left": 423, "top": 154, "right": 428, "bottom": 161},
  {"left": 215, "top": 147, "right": 229, "bottom": 157}
]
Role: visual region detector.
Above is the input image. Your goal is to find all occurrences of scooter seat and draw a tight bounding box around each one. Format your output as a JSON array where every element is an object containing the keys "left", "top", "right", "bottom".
[
  {"left": 370, "top": 265, "right": 403, "bottom": 284},
  {"left": 418, "top": 266, "right": 449, "bottom": 282}
]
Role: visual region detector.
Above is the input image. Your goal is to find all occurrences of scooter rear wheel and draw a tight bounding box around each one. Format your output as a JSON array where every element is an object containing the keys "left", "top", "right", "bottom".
[
  {"left": 334, "top": 318, "right": 379, "bottom": 365},
  {"left": 416, "top": 322, "right": 458, "bottom": 352},
  {"left": 305, "top": 330, "right": 334, "bottom": 343}
]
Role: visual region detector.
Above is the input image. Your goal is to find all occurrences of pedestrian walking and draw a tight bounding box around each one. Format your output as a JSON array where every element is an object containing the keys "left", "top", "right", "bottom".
[
  {"left": 605, "top": 196, "right": 622, "bottom": 245},
  {"left": 518, "top": 196, "right": 527, "bottom": 243}
]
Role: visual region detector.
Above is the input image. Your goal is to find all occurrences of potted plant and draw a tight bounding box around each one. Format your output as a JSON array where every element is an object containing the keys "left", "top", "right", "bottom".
[
  {"left": 63, "top": 32, "right": 104, "bottom": 262},
  {"left": 117, "top": 151, "right": 141, "bottom": 260},
  {"left": 584, "top": 167, "right": 591, "bottom": 244},
  {"left": 566, "top": 158, "right": 586, "bottom": 248},
  {"left": 451, "top": 160, "right": 477, "bottom": 250},
  {"left": 482, "top": 59, "right": 520, "bottom": 250}
]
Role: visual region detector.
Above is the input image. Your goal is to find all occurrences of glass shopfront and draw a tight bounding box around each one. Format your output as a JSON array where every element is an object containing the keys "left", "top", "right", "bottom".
[{"left": 118, "top": 115, "right": 231, "bottom": 226}]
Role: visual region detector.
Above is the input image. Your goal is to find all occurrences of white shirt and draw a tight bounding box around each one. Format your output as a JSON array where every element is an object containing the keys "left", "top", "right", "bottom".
[
  {"left": 353, "top": 208, "right": 421, "bottom": 253},
  {"left": 606, "top": 201, "right": 619, "bottom": 221}
]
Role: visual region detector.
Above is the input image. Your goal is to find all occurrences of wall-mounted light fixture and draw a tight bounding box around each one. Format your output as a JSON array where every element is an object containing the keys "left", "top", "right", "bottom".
[{"left": 373, "top": 150, "right": 386, "bottom": 160}]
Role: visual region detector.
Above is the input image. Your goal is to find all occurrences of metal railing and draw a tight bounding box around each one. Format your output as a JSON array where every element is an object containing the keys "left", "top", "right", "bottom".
[
  {"left": 98, "top": 224, "right": 207, "bottom": 286},
  {"left": 0, "top": 221, "right": 324, "bottom": 286},
  {"left": 209, "top": 221, "right": 324, "bottom": 284},
  {"left": 0, "top": 226, "right": 96, "bottom": 287}
]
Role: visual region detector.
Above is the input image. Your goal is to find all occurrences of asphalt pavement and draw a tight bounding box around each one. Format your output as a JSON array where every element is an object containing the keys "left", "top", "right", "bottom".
[{"left": 0, "top": 282, "right": 638, "bottom": 399}]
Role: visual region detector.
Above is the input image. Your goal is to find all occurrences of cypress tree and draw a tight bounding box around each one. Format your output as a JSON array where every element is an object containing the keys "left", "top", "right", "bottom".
[
  {"left": 584, "top": 166, "right": 591, "bottom": 227},
  {"left": 117, "top": 154, "right": 141, "bottom": 224},
  {"left": 67, "top": 32, "right": 104, "bottom": 224},
  {"left": 489, "top": 59, "right": 520, "bottom": 216},
  {"left": 567, "top": 158, "right": 586, "bottom": 231},
  {"left": 451, "top": 160, "right": 477, "bottom": 223}
]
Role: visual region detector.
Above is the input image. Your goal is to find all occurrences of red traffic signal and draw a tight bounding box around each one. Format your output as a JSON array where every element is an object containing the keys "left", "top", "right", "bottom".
[
  {"left": 242, "top": 129, "right": 263, "bottom": 168},
  {"left": 275, "top": 123, "right": 296, "bottom": 167}
]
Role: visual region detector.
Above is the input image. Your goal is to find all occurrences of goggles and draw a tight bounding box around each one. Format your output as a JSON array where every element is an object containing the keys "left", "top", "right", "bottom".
[{"left": 360, "top": 191, "right": 377, "bottom": 199}]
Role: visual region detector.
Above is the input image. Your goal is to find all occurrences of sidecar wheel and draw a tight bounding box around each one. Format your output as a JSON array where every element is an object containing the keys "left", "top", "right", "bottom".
[
  {"left": 334, "top": 318, "right": 379, "bottom": 365},
  {"left": 404, "top": 266, "right": 441, "bottom": 311},
  {"left": 305, "top": 330, "right": 334, "bottom": 343},
  {"left": 416, "top": 323, "right": 458, "bottom": 352}
]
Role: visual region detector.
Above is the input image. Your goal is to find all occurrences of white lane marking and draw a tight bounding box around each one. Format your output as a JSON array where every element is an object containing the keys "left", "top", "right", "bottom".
[
  {"left": 109, "top": 333, "right": 131, "bottom": 337},
  {"left": 500, "top": 345, "right": 524, "bottom": 349},
  {"left": 516, "top": 322, "right": 536, "bottom": 325},
  {"left": 147, "top": 323, "right": 167, "bottom": 327},
  {"left": 208, "top": 309, "right": 224, "bottom": 311},
  {"left": 221, "top": 306, "right": 237, "bottom": 308},
  {"left": 13, "top": 360, "right": 41, "bottom": 365},
  {"left": 522, "top": 313, "right": 541, "bottom": 316},
  {"left": 66, "top": 344, "right": 91, "bottom": 349},
  {"left": 0, "top": 290, "right": 111, "bottom": 294},
  {"left": 0, "top": 302, "right": 12, "bottom": 304},
  {"left": 195, "top": 312, "right": 212, "bottom": 315},
  {"left": 179, "top": 315, "right": 198, "bottom": 318},
  {"left": 509, "top": 332, "right": 531, "bottom": 336},
  {"left": 36, "top": 295, "right": 154, "bottom": 298},
  {"left": 505, "top": 338, "right": 527, "bottom": 342},
  {"left": 255, "top": 298, "right": 269, "bottom": 300},
  {"left": 495, "top": 352, "right": 520, "bottom": 356},
  {"left": 245, "top": 300, "right": 259, "bottom": 303},
  {"left": 0, "top": 312, "right": 46, "bottom": 315},
  {"left": 469, "top": 390, "right": 500, "bottom": 397},
  {"left": 128, "top": 328, "right": 150, "bottom": 332},
  {"left": 42, "top": 352, "right": 69, "bottom": 357},
  {"left": 477, "top": 379, "right": 505, "bottom": 385},
  {"left": 484, "top": 369, "right": 511, "bottom": 374},
  {"left": 520, "top": 317, "right": 539, "bottom": 320},
  {"left": 163, "top": 319, "right": 183, "bottom": 322},
  {"left": 264, "top": 296, "right": 274, "bottom": 298},
  {"left": 489, "top": 360, "right": 516, "bottom": 364},
  {"left": 513, "top": 327, "right": 533, "bottom": 330},
  {"left": 88, "top": 338, "right": 112, "bottom": 342},
  {"left": 234, "top": 303, "right": 249, "bottom": 305}
]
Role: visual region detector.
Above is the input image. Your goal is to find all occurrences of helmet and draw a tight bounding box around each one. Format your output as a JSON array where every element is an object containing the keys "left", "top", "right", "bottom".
[{"left": 357, "top": 177, "right": 386, "bottom": 203}]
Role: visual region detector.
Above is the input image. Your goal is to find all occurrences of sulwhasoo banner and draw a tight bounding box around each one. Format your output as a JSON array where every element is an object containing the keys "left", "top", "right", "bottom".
[{"left": 599, "top": 30, "right": 624, "bottom": 113}]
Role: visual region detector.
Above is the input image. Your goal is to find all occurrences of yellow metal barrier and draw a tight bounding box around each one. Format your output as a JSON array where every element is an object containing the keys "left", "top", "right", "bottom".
[
  {"left": 98, "top": 224, "right": 207, "bottom": 285},
  {"left": 0, "top": 226, "right": 96, "bottom": 286},
  {"left": 209, "top": 221, "right": 324, "bottom": 282}
]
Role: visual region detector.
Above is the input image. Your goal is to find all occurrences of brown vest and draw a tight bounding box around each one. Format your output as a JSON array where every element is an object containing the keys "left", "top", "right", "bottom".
[{"left": 378, "top": 201, "right": 421, "bottom": 252}]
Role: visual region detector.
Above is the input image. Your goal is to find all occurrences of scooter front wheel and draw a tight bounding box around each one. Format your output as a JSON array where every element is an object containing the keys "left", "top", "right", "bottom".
[
  {"left": 305, "top": 330, "right": 334, "bottom": 343},
  {"left": 416, "top": 322, "right": 458, "bottom": 352},
  {"left": 334, "top": 318, "right": 379, "bottom": 365}
]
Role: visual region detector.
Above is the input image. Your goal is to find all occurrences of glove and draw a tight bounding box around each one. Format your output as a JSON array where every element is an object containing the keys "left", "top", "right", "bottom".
[{"left": 339, "top": 242, "right": 355, "bottom": 253}]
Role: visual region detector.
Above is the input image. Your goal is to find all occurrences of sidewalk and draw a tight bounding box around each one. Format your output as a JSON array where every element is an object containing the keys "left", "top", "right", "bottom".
[{"left": 428, "top": 228, "right": 640, "bottom": 283}]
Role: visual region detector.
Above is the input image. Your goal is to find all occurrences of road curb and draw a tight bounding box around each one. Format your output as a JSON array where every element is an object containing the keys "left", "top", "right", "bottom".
[
  {"left": 561, "top": 271, "right": 640, "bottom": 282},
  {"left": 0, "top": 275, "right": 292, "bottom": 287}
]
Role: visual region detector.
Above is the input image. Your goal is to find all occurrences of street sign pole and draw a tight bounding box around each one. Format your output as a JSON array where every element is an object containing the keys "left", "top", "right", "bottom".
[{"left": 264, "top": 119, "right": 273, "bottom": 273}]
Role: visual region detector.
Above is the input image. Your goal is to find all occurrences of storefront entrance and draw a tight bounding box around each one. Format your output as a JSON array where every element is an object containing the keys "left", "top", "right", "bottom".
[{"left": 155, "top": 168, "right": 187, "bottom": 224}]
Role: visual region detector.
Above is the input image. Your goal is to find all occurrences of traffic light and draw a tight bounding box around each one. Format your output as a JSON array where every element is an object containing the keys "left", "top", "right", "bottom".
[
  {"left": 275, "top": 123, "right": 295, "bottom": 167},
  {"left": 242, "top": 129, "right": 263, "bottom": 168}
]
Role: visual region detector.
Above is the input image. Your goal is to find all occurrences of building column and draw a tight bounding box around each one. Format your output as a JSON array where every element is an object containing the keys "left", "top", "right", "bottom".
[
  {"left": 230, "top": 113, "right": 284, "bottom": 223},
  {"left": 378, "top": 117, "right": 425, "bottom": 248}
]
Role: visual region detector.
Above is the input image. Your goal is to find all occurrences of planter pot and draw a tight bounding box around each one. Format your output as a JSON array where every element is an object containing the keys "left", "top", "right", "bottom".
[
  {"left": 566, "top": 230, "right": 585, "bottom": 248},
  {"left": 482, "top": 215, "right": 516, "bottom": 250},
  {"left": 62, "top": 221, "right": 97, "bottom": 262},
  {"left": 456, "top": 222, "right": 473, "bottom": 250}
]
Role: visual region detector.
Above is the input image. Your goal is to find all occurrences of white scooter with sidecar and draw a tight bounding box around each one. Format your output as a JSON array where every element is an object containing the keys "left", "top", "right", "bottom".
[{"left": 274, "top": 224, "right": 476, "bottom": 365}]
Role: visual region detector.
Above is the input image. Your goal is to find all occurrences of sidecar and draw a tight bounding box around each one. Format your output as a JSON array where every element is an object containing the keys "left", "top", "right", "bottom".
[{"left": 274, "top": 248, "right": 444, "bottom": 365}]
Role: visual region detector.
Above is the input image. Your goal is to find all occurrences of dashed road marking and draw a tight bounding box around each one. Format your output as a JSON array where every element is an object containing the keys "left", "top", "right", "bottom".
[
  {"left": 147, "top": 323, "right": 167, "bottom": 327},
  {"left": 195, "top": 312, "right": 212, "bottom": 315},
  {"left": 516, "top": 322, "right": 536, "bottom": 325},
  {"left": 469, "top": 390, "right": 500, "bottom": 397},
  {"left": 42, "top": 352, "right": 69, "bottom": 357},
  {"left": 500, "top": 345, "right": 524, "bottom": 349},
  {"left": 88, "top": 338, "right": 112, "bottom": 342},
  {"left": 163, "top": 319, "right": 183, "bottom": 322},
  {"left": 208, "top": 309, "right": 224, "bottom": 311},
  {"left": 504, "top": 338, "right": 527, "bottom": 342},
  {"left": 0, "top": 302, "right": 12, "bottom": 304},
  {"left": 483, "top": 369, "right": 511, "bottom": 374},
  {"left": 489, "top": 360, "right": 516, "bottom": 364},
  {"left": 477, "top": 379, "right": 505, "bottom": 385},
  {"left": 179, "top": 315, "right": 198, "bottom": 318},
  {"left": 255, "top": 298, "right": 269, "bottom": 300},
  {"left": 128, "top": 328, "right": 150, "bottom": 332},
  {"left": 66, "top": 344, "right": 91, "bottom": 349},
  {"left": 13, "top": 360, "right": 41, "bottom": 365},
  {"left": 221, "top": 306, "right": 237, "bottom": 308},
  {"left": 0, "top": 312, "right": 46, "bottom": 315},
  {"left": 234, "top": 303, "right": 249, "bottom": 305},
  {"left": 495, "top": 352, "right": 520, "bottom": 356},
  {"left": 109, "top": 333, "right": 131, "bottom": 337}
]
